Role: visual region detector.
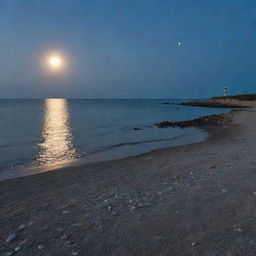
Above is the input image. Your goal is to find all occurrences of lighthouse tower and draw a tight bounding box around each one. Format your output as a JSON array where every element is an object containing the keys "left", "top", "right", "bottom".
[{"left": 224, "top": 86, "right": 228, "bottom": 97}]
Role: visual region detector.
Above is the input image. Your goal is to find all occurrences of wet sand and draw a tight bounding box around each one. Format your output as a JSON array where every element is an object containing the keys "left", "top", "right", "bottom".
[{"left": 1, "top": 109, "right": 256, "bottom": 255}]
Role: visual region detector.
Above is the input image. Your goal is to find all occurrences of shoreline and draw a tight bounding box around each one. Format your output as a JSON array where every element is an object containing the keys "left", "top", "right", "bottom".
[
  {"left": 0, "top": 110, "right": 233, "bottom": 181},
  {"left": 2, "top": 109, "right": 256, "bottom": 255}
]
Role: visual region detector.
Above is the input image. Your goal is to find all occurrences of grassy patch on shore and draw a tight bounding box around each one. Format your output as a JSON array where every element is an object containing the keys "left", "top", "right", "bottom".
[{"left": 210, "top": 94, "right": 256, "bottom": 101}]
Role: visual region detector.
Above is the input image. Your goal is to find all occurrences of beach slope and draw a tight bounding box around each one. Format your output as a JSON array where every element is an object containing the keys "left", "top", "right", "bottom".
[{"left": 1, "top": 109, "right": 256, "bottom": 255}]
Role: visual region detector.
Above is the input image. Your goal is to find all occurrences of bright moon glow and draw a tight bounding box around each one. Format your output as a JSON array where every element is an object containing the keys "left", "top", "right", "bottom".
[
  {"left": 49, "top": 56, "right": 62, "bottom": 68},
  {"left": 43, "top": 52, "right": 67, "bottom": 73}
]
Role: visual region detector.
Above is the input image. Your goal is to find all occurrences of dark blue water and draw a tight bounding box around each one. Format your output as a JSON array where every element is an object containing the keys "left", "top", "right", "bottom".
[{"left": 0, "top": 99, "right": 231, "bottom": 178}]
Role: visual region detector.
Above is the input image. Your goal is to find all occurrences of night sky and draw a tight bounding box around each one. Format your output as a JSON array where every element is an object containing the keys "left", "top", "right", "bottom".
[{"left": 1, "top": 0, "right": 256, "bottom": 98}]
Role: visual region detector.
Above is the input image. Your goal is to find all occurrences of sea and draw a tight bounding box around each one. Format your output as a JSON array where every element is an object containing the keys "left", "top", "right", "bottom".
[{"left": 0, "top": 99, "right": 232, "bottom": 179}]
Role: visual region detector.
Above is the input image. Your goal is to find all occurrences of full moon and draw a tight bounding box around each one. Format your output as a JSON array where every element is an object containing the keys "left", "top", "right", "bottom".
[
  {"left": 43, "top": 52, "right": 67, "bottom": 73},
  {"left": 49, "top": 56, "right": 62, "bottom": 68}
]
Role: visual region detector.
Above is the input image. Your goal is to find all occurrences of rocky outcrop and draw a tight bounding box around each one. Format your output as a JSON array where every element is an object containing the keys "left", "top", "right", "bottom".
[
  {"left": 179, "top": 100, "right": 249, "bottom": 108},
  {"left": 155, "top": 114, "right": 232, "bottom": 128}
]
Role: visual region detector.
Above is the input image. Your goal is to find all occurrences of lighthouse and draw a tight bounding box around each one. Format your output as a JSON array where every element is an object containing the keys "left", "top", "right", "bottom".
[{"left": 224, "top": 86, "right": 228, "bottom": 97}]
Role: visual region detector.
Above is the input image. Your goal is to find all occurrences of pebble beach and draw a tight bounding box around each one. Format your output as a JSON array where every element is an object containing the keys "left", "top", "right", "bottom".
[{"left": 1, "top": 106, "right": 256, "bottom": 255}]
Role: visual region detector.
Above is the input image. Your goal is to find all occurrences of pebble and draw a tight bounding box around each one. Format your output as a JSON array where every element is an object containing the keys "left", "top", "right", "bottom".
[
  {"left": 108, "top": 206, "right": 112, "bottom": 211},
  {"left": 253, "top": 192, "right": 256, "bottom": 195},
  {"left": 130, "top": 206, "right": 136, "bottom": 211},
  {"left": 60, "top": 234, "right": 68, "bottom": 240},
  {"left": 14, "top": 247, "right": 22, "bottom": 253},
  {"left": 28, "top": 221, "right": 34, "bottom": 226},
  {"left": 6, "top": 252, "right": 14, "bottom": 256},
  {"left": 221, "top": 189, "right": 228, "bottom": 193},
  {"left": 62, "top": 210, "right": 69, "bottom": 215},
  {"left": 38, "top": 244, "right": 45, "bottom": 250},
  {"left": 18, "top": 224, "right": 26, "bottom": 231},
  {"left": 192, "top": 242, "right": 198, "bottom": 247},
  {"left": 72, "top": 252, "right": 79, "bottom": 256},
  {"left": 19, "top": 239, "right": 28, "bottom": 246},
  {"left": 98, "top": 225, "right": 104, "bottom": 232},
  {"left": 155, "top": 236, "right": 166, "bottom": 241},
  {"left": 6, "top": 234, "right": 17, "bottom": 243}
]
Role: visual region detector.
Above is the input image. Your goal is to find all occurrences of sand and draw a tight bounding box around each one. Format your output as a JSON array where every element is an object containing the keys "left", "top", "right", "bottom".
[{"left": 1, "top": 108, "right": 256, "bottom": 255}]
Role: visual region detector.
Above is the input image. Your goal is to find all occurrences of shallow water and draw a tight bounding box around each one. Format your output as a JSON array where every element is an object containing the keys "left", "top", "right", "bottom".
[{"left": 0, "top": 99, "right": 231, "bottom": 177}]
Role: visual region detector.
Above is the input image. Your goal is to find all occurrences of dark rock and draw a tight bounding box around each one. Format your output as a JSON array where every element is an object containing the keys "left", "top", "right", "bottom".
[
  {"left": 179, "top": 100, "right": 249, "bottom": 108},
  {"left": 127, "top": 127, "right": 143, "bottom": 131},
  {"left": 155, "top": 114, "right": 232, "bottom": 128}
]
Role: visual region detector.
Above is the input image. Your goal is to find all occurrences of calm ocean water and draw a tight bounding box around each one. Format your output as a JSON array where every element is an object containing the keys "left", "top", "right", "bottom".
[{"left": 0, "top": 99, "right": 231, "bottom": 178}]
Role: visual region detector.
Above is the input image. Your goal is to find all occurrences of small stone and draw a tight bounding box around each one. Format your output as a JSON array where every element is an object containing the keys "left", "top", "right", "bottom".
[
  {"left": 192, "top": 242, "right": 198, "bottom": 247},
  {"left": 18, "top": 224, "right": 26, "bottom": 231},
  {"left": 237, "top": 228, "right": 242, "bottom": 232},
  {"left": 104, "top": 200, "right": 108, "bottom": 203},
  {"left": 6, "top": 252, "right": 14, "bottom": 256},
  {"left": 6, "top": 234, "right": 17, "bottom": 243},
  {"left": 38, "top": 244, "right": 45, "bottom": 250},
  {"left": 72, "top": 252, "right": 79, "bottom": 256},
  {"left": 14, "top": 247, "right": 22, "bottom": 253},
  {"left": 98, "top": 225, "right": 104, "bottom": 232},
  {"left": 155, "top": 236, "right": 166, "bottom": 241},
  {"left": 130, "top": 206, "right": 136, "bottom": 211},
  {"left": 28, "top": 221, "right": 34, "bottom": 226},
  {"left": 253, "top": 192, "right": 256, "bottom": 195},
  {"left": 158, "top": 192, "right": 162, "bottom": 195},
  {"left": 19, "top": 239, "right": 28, "bottom": 246},
  {"left": 108, "top": 206, "right": 112, "bottom": 211},
  {"left": 221, "top": 189, "right": 228, "bottom": 193},
  {"left": 42, "top": 226, "right": 49, "bottom": 231},
  {"left": 60, "top": 234, "right": 68, "bottom": 240},
  {"left": 62, "top": 210, "right": 69, "bottom": 215}
]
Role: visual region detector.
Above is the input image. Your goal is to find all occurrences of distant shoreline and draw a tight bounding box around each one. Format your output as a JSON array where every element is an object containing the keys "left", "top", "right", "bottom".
[{"left": 165, "top": 94, "right": 256, "bottom": 108}]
